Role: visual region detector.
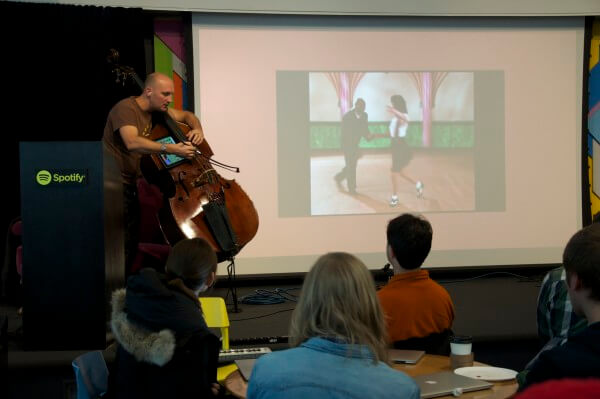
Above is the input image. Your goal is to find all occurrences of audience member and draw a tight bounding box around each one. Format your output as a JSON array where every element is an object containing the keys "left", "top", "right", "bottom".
[
  {"left": 377, "top": 213, "right": 455, "bottom": 349},
  {"left": 110, "top": 238, "right": 221, "bottom": 399},
  {"left": 528, "top": 215, "right": 600, "bottom": 366},
  {"left": 526, "top": 266, "right": 587, "bottom": 367},
  {"left": 518, "top": 223, "right": 600, "bottom": 390},
  {"left": 247, "top": 252, "right": 420, "bottom": 399}
]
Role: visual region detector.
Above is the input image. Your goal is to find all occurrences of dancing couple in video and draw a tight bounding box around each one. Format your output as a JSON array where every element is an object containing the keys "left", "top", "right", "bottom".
[{"left": 334, "top": 96, "right": 422, "bottom": 206}]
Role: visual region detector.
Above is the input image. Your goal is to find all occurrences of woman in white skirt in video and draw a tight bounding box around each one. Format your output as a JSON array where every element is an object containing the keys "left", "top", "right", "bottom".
[{"left": 387, "top": 94, "right": 422, "bottom": 207}]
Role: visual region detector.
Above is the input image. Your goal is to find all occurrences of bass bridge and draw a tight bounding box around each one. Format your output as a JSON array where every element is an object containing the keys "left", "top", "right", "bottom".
[{"left": 191, "top": 169, "right": 218, "bottom": 188}]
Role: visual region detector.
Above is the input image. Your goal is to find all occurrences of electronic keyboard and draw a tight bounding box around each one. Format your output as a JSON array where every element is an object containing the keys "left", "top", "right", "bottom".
[{"left": 218, "top": 347, "right": 272, "bottom": 362}]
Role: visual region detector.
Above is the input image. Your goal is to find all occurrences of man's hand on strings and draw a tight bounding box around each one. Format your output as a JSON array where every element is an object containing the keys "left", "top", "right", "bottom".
[
  {"left": 173, "top": 142, "right": 197, "bottom": 159},
  {"left": 186, "top": 129, "right": 204, "bottom": 145}
]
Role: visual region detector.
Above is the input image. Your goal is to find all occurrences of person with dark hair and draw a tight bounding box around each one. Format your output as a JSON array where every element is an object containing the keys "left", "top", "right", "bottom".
[
  {"left": 103, "top": 72, "right": 205, "bottom": 273},
  {"left": 519, "top": 223, "right": 600, "bottom": 390},
  {"left": 387, "top": 94, "right": 422, "bottom": 207},
  {"left": 334, "top": 98, "right": 371, "bottom": 194},
  {"left": 247, "top": 252, "right": 419, "bottom": 399},
  {"left": 522, "top": 213, "right": 600, "bottom": 371},
  {"left": 110, "top": 237, "right": 221, "bottom": 399},
  {"left": 377, "top": 213, "right": 455, "bottom": 345}
]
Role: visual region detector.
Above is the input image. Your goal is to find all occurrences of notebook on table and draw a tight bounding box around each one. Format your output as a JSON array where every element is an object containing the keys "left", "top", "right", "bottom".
[
  {"left": 235, "top": 359, "right": 257, "bottom": 381},
  {"left": 412, "top": 371, "right": 493, "bottom": 398},
  {"left": 388, "top": 349, "right": 425, "bottom": 364}
]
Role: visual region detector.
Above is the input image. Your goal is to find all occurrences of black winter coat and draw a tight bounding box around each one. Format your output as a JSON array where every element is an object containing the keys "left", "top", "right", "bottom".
[{"left": 110, "top": 268, "right": 220, "bottom": 399}]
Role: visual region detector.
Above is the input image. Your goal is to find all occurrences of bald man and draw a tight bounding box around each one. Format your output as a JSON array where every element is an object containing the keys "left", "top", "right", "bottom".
[{"left": 103, "top": 72, "right": 205, "bottom": 273}]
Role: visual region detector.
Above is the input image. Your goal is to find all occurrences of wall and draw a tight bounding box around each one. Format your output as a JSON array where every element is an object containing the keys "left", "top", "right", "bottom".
[
  {"left": 9, "top": 0, "right": 600, "bottom": 15},
  {"left": 588, "top": 19, "right": 600, "bottom": 217}
]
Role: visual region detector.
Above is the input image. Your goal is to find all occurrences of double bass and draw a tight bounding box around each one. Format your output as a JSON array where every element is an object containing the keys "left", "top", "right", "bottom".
[{"left": 109, "top": 51, "right": 259, "bottom": 262}]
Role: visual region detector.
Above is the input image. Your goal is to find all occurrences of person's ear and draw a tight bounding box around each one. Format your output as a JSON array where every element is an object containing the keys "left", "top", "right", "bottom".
[
  {"left": 206, "top": 271, "right": 216, "bottom": 288},
  {"left": 387, "top": 244, "right": 396, "bottom": 262},
  {"left": 567, "top": 272, "right": 583, "bottom": 291}
]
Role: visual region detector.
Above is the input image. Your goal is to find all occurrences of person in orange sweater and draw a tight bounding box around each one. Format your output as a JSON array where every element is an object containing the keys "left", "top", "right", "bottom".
[{"left": 377, "top": 213, "right": 455, "bottom": 346}]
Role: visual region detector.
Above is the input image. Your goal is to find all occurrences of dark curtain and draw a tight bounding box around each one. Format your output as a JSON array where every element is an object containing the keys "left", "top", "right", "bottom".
[{"left": 0, "top": 2, "right": 149, "bottom": 301}]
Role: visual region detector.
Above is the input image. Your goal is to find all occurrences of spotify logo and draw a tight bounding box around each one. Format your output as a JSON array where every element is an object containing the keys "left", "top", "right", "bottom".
[
  {"left": 35, "top": 169, "right": 88, "bottom": 187},
  {"left": 36, "top": 170, "right": 52, "bottom": 186}
]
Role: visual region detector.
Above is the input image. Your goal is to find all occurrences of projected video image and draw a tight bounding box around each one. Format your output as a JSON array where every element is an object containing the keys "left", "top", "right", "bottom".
[
  {"left": 308, "top": 71, "right": 475, "bottom": 215},
  {"left": 276, "top": 70, "right": 505, "bottom": 217}
]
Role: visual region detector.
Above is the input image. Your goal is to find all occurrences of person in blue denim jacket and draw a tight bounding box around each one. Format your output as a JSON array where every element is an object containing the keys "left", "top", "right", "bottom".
[{"left": 247, "top": 252, "right": 420, "bottom": 399}]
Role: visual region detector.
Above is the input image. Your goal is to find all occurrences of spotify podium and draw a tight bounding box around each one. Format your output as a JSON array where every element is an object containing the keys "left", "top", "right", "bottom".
[{"left": 19, "top": 141, "right": 124, "bottom": 350}]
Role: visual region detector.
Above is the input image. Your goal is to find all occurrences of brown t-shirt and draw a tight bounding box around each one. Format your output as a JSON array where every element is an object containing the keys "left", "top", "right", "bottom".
[{"left": 103, "top": 97, "right": 153, "bottom": 186}]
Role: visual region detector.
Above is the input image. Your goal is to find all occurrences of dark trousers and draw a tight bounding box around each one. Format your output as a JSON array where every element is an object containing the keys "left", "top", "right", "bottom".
[{"left": 336, "top": 151, "right": 359, "bottom": 192}]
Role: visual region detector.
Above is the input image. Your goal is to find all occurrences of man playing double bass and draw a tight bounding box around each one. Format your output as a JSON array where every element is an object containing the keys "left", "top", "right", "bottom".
[{"left": 103, "top": 72, "right": 205, "bottom": 274}]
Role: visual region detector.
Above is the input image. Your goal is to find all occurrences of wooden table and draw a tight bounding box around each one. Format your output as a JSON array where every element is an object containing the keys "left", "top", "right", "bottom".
[
  {"left": 393, "top": 355, "right": 517, "bottom": 399},
  {"left": 224, "top": 354, "right": 518, "bottom": 399}
]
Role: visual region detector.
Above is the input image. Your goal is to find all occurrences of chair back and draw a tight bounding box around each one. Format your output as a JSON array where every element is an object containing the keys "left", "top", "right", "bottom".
[
  {"left": 11, "top": 220, "right": 23, "bottom": 276},
  {"left": 393, "top": 328, "right": 453, "bottom": 356},
  {"left": 72, "top": 350, "right": 108, "bottom": 399},
  {"left": 10, "top": 219, "right": 22, "bottom": 236},
  {"left": 129, "top": 178, "right": 171, "bottom": 274},
  {"left": 136, "top": 178, "right": 165, "bottom": 243},
  {"left": 0, "top": 315, "right": 7, "bottom": 354},
  {"left": 4, "top": 217, "right": 23, "bottom": 299},
  {"left": 130, "top": 243, "right": 171, "bottom": 274},
  {"left": 199, "top": 297, "right": 230, "bottom": 350}
]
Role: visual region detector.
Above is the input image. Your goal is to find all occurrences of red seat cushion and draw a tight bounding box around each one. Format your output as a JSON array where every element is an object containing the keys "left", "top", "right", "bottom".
[
  {"left": 130, "top": 243, "right": 171, "bottom": 274},
  {"left": 136, "top": 178, "right": 166, "bottom": 243},
  {"left": 16, "top": 245, "right": 23, "bottom": 277}
]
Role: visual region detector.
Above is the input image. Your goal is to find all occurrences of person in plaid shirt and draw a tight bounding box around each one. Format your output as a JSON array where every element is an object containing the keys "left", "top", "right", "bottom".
[
  {"left": 518, "top": 213, "right": 599, "bottom": 384},
  {"left": 518, "top": 223, "right": 600, "bottom": 390},
  {"left": 534, "top": 267, "right": 587, "bottom": 357},
  {"left": 534, "top": 212, "right": 600, "bottom": 357}
]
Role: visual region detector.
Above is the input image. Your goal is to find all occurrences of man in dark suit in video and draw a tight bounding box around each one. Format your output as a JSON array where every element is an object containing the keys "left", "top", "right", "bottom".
[{"left": 334, "top": 98, "right": 370, "bottom": 194}]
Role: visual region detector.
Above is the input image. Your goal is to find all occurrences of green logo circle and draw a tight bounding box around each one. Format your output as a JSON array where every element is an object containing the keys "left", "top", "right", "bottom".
[{"left": 36, "top": 170, "right": 52, "bottom": 186}]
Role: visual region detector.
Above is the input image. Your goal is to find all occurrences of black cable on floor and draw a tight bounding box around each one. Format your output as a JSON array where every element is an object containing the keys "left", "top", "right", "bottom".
[{"left": 240, "top": 287, "right": 300, "bottom": 305}]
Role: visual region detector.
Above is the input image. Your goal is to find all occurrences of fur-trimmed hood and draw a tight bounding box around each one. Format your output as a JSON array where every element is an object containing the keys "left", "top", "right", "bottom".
[{"left": 111, "top": 288, "right": 175, "bottom": 367}]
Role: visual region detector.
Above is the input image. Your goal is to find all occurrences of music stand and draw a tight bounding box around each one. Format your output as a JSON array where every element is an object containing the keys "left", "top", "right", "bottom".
[{"left": 225, "top": 257, "right": 241, "bottom": 313}]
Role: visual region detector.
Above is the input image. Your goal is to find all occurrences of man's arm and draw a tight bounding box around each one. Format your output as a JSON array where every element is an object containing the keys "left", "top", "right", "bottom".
[
  {"left": 362, "top": 112, "right": 372, "bottom": 140},
  {"left": 168, "top": 108, "right": 204, "bottom": 145},
  {"left": 518, "top": 346, "right": 564, "bottom": 391},
  {"left": 119, "top": 125, "right": 197, "bottom": 159}
]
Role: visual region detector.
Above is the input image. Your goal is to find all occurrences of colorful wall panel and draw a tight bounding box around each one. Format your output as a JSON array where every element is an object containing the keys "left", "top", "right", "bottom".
[
  {"left": 589, "top": 18, "right": 600, "bottom": 218},
  {"left": 154, "top": 18, "right": 189, "bottom": 111}
]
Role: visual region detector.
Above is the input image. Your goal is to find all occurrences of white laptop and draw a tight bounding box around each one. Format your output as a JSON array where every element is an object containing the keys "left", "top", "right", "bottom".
[
  {"left": 412, "top": 371, "right": 493, "bottom": 398},
  {"left": 388, "top": 349, "right": 426, "bottom": 364}
]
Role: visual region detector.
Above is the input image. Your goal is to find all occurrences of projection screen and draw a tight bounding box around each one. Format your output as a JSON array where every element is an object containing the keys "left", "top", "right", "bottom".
[{"left": 191, "top": 15, "right": 584, "bottom": 275}]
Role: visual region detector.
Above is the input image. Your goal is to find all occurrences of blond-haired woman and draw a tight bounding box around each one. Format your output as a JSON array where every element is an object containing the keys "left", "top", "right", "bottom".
[{"left": 247, "top": 252, "right": 419, "bottom": 399}]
